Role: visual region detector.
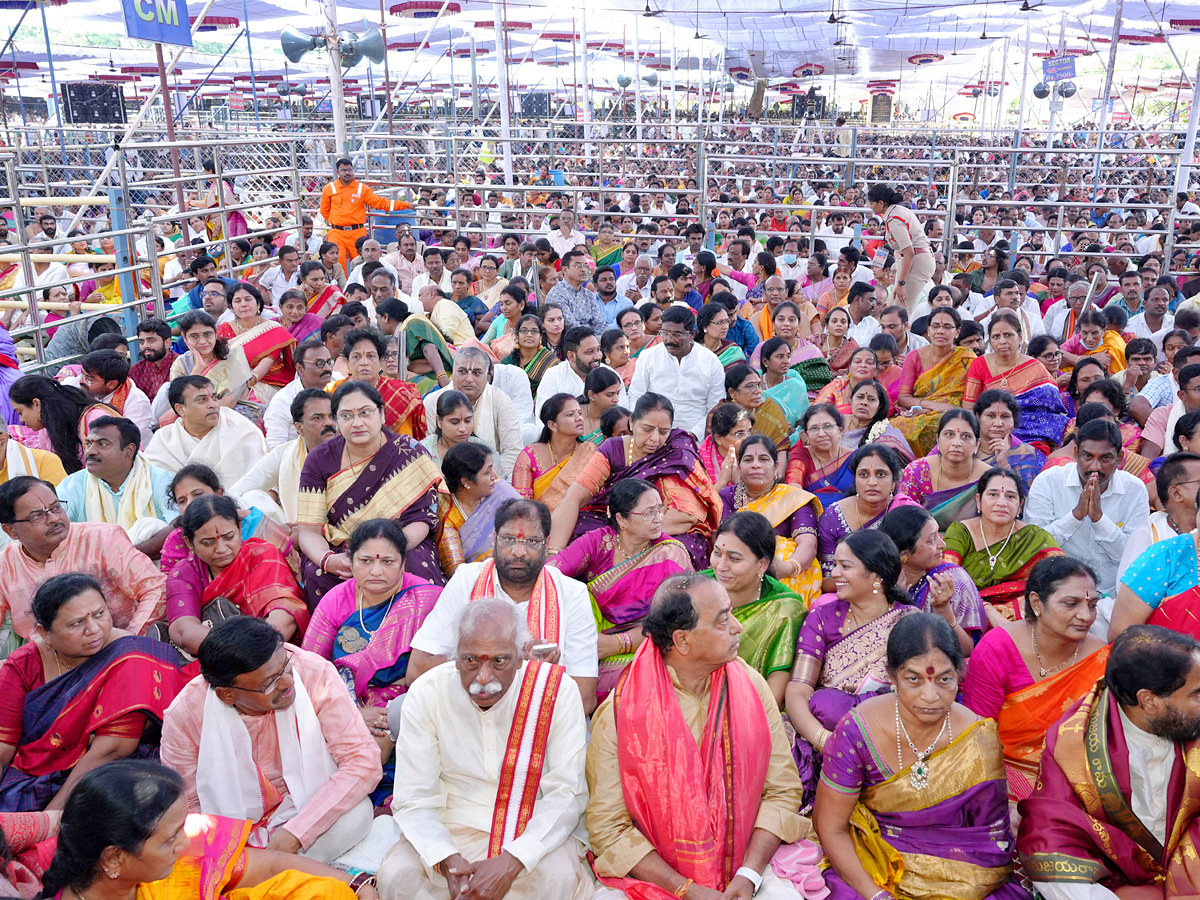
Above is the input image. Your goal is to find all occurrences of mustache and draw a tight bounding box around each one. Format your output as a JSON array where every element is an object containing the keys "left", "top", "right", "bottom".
[
  {"left": 321, "top": 426, "right": 337, "bottom": 435},
  {"left": 469, "top": 680, "right": 503, "bottom": 697}
]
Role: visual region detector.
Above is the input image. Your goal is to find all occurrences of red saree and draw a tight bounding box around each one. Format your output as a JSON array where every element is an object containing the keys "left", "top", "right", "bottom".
[
  {"left": 378, "top": 377, "right": 427, "bottom": 440},
  {"left": 307, "top": 284, "right": 344, "bottom": 319},
  {"left": 202, "top": 538, "right": 310, "bottom": 636},
  {"left": 1017, "top": 683, "right": 1200, "bottom": 894},
  {"left": 217, "top": 321, "right": 297, "bottom": 388},
  {"left": 596, "top": 642, "right": 771, "bottom": 898}
]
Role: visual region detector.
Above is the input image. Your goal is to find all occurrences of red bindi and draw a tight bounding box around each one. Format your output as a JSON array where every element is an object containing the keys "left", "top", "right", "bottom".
[
  {"left": 514, "top": 525, "right": 527, "bottom": 539},
  {"left": 926, "top": 666, "right": 936, "bottom": 676}
]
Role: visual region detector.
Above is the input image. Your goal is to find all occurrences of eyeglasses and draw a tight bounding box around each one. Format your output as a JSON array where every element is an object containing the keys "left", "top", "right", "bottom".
[
  {"left": 626, "top": 504, "right": 665, "bottom": 519},
  {"left": 305, "top": 357, "right": 334, "bottom": 369},
  {"left": 807, "top": 423, "right": 839, "bottom": 434},
  {"left": 496, "top": 534, "right": 546, "bottom": 550},
  {"left": 383, "top": 351, "right": 400, "bottom": 360},
  {"left": 517, "top": 328, "right": 542, "bottom": 336},
  {"left": 233, "top": 650, "right": 294, "bottom": 694},
  {"left": 13, "top": 499, "right": 67, "bottom": 525},
  {"left": 337, "top": 406, "right": 381, "bottom": 423}
]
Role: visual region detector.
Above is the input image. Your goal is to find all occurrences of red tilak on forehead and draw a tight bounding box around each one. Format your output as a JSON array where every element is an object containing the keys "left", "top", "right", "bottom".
[
  {"left": 926, "top": 666, "right": 936, "bottom": 676},
  {"left": 513, "top": 524, "right": 527, "bottom": 540}
]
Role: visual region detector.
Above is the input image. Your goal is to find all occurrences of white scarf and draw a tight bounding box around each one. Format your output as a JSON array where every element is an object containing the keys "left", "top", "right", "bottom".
[
  {"left": 3, "top": 438, "right": 34, "bottom": 480},
  {"left": 146, "top": 407, "right": 266, "bottom": 489},
  {"left": 83, "top": 454, "right": 156, "bottom": 535},
  {"left": 194, "top": 666, "right": 337, "bottom": 846},
  {"left": 472, "top": 384, "right": 498, "bottom": 450}
]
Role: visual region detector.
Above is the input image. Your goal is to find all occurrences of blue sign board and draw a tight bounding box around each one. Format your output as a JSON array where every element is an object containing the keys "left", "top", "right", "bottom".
[
  {"left": 1042, "top": 56, "right": 1075, "bottom": 83},
  {"left": 315, "top": 97, "right": 333, "bottom": 113},
  {"left": 121, "top": 0, "right": 192, "bottom": 48}
]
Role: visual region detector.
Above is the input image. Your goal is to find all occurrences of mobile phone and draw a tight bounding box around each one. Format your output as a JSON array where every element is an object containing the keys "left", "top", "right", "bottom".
[{"left": 530, "top": 642, "right": 559, "bottom": 659}]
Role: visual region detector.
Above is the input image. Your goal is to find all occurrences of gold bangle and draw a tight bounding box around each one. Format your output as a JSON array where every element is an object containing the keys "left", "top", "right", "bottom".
[{"left": 674, "top": 878, "right": 693, "bottom": 899}]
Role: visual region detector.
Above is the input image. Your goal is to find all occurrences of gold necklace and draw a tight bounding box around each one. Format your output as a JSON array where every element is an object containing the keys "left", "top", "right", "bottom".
[{"left": 1031, "top": 625, "right": 1080, "bottom": 678}]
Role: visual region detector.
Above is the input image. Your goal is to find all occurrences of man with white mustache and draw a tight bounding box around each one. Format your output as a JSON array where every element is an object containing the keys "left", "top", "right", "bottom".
[{"left": 379, "top": 597, "right": 595, "bottom": 900}]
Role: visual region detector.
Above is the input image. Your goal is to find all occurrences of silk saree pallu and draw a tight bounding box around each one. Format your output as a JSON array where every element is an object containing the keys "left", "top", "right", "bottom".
[
  {"left": 995, "top": 646, "right": 1110, "bottom": 804},
  {"left": 943, "top": 524, "right": 1063, "bottom": 623},
  {"left": 889, "top": 348, "right": 974, "bottom": 457},
  {"left": 823, "top": 717, "right": 1024, "bottom": 900},
  {"left": 1018, "top": 684, "right": 1200, "bottom": 896}
]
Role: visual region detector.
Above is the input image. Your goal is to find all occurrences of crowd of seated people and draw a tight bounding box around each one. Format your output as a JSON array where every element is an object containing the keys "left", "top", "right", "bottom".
[{"left": 4, "top": 163, "right": 1200, "bottom": 900}]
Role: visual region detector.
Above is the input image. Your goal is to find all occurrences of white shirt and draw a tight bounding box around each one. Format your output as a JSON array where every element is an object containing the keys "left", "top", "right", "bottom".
[
  {"left": 547, "top": 229, "right": 587, "bottom": 257},
  {"left": 256, "top": 266, "right": 300, "bottom": 306},
  {"left": 230, "top": 439, "right": 295, "bottom": 502},
  {"left": 846, "top": 315, "right": 881, "bottom": 346},
  {"left": 263, "top": 378, "right": 304, "bottom": 450},
  {"left": 627, "top": 342, "right": 725, "bottom": 441},
  {"left": 1025, "top": 465, "right": 1150, "bottom": 597},
  {"left": 411, "top": 269, "right": 452, "bottom": 294},
  {"left": 534, "top": 362, "right": 628, "bottom": 421},
  {"left": 1128, "top": 312, "right": 1175, "bottom": 343},
  {"left": 492, "top": 363, "right": 535, "bottom": 428},
  {"left": 95, "top": 384, "right": 152, "bottom": 448},
  {"left": 410, "top": 562, "right": 599, "bottom": 679},
  {"left": 815, "top": 226, "right": 852, "bottom": 256},
  {"left": 393, "top": 660, "right": 588, "bottom": 871},
  {"left": 897, "top": 331, "right": 929, "bottom": 357},
  {"left": 422, "top": 384, "right": 523, "bottom": 477},
  {"left": 982, "top": 308, "right": 1045, "bottom": 349},
  {"left": 1034, "top": 705, "right": 1174, "bottom": 900},
  {"left": 346, "top": 259, "right": 398, "bottom": 289},
  {"left": 614, "top": 272, "right": 652, "bottom": 302}
]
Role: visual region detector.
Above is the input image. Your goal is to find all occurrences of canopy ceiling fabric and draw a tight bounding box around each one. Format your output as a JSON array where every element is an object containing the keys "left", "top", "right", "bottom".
[{"left": 3, "top": 0, "right": 1199, "bottom": 102}]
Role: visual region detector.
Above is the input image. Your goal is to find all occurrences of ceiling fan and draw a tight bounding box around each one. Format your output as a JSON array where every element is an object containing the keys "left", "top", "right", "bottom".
[
  {"left": 827, "top": 2, "right": 850, "bottom": 24},
  {"left": 692, "top": 0, "right": 710, "bottom": 40},
  {"left": 1019, "top": 0, "right": 1043, "bottom": 9},
  {"left": 641, "top": 0, "right": 663, "bottom": 17}
]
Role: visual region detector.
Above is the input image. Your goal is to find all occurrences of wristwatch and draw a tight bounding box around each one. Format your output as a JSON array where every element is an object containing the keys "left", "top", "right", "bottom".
[
  {"left": 897, "top": 280, "right": 907, "bottom": 286},
  {"left": 735, "top": 867, "right": 764, "bottom": 895}
]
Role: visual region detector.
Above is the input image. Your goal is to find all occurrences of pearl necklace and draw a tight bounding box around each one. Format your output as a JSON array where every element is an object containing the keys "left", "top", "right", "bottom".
[
  {"left": 357, "top": 587, "right": 397, "bottom": 638},
  {"left": 895, "top": 697, "right": 952, "bottom": 790}
]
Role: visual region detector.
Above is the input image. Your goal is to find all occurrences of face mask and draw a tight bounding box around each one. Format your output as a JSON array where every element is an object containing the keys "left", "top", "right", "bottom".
[{"left": 782, "top": 254, "right": 797, "bottom": 266}]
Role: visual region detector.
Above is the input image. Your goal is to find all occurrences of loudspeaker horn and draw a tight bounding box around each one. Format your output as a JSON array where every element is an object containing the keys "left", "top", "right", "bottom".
[
  {"left": 281, "top": 25, "right": 321, "bottom": 63},
  {"left": 339, "top": 31, "right": 362, "bottom": 68},
  {"left": 292, "top": 83, "right": 309, "bottom": 96},
  {"left": 352, "top": 27, "right": 386, "bottom": 65}
]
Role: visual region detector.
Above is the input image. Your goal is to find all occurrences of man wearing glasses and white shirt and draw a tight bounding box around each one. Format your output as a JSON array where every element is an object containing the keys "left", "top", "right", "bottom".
[{"left": 403, "top": 498, "right": 599, "bottom": 716}]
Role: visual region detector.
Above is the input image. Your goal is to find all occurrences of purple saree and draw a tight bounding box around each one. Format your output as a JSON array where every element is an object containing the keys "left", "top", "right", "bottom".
[
  {"left": 790, "top": 601, "right": 920, "bottom": 811},
  {"left": 821, "top": 712, "right": 1029, "bottom": 899},
  {"left": 297, "top": 431, "right": 446, "bottom": 608}
]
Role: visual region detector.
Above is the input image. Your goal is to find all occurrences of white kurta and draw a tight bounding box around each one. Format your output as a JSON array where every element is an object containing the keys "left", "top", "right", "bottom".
[{"left": 389, "top": 660, "right": 589, "bottom": 871}]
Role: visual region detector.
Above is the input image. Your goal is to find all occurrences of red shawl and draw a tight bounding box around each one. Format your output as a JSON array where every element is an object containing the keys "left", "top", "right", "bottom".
[
  {"left": 598, "top": 642, "right": 771, "bottom": 898},
  {"left": 378, "top": 377, "right": 427, "bottom": 440}
]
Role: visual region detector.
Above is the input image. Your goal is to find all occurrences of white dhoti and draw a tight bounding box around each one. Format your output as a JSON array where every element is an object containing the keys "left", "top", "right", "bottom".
[
  {"left": 302, "top": 796, "right": 374, "bottom": 864},
  {"left": 377, "top": 823, "right": 596, "bottom": 900}
]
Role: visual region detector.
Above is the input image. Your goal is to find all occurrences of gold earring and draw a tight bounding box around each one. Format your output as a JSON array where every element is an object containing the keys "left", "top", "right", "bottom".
[{"left": 872, "top": 582, "right": 880, "bottom": 595}]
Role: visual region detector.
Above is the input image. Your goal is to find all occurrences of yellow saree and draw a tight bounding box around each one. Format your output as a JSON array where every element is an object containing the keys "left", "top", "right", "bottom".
[
  {"left": 738, "top": 483, "right": 823, "bottom": 601},
  {"left": 889, "top": 347, "right": 975, "bottom": 457},
  {"left": 511, "top": 442, "right": 597, "bottom": 511}
]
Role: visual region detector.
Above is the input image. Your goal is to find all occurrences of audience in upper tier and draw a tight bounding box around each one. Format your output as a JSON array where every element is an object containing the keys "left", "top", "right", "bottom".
[{"left": 7, "top": 153, "right": 1200, "bottom": 899}]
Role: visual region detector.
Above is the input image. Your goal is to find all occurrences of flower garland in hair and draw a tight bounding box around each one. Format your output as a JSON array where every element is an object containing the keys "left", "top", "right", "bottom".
[{"left": 866, "top": 418, "right": 889, "bottom": 443}]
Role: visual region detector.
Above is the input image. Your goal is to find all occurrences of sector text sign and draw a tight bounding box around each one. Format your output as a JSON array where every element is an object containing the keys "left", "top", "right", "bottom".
[{"left": 1042, "top": 56, "right": 1075, "bottom": 83}]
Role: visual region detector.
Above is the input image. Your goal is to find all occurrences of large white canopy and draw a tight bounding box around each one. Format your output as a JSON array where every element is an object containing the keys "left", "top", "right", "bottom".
[{"left": 3, "top": 0, "right": 1199, "bottom": 123}]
